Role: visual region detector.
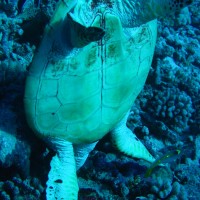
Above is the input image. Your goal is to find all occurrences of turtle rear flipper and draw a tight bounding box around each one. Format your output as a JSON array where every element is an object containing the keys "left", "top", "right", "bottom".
[
  {"left": 111, "top": 112, "right": 155, "bottom": 163},
  {"left": 74, "top": 142, "right": 98, "bottom": 170},
  {"left": 46, "top": 139, "right": 78, "bottom": 200}
]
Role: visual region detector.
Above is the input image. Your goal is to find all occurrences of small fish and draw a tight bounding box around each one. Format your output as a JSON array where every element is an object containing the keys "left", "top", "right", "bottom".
[{"left": 144, "top": 149, "right": 181, "bottom": 178}]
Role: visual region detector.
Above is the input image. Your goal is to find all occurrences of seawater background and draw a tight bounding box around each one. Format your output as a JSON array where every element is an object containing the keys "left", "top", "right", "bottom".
[{"left": 0, "top": 1, "right": 199, "bottom": 199}]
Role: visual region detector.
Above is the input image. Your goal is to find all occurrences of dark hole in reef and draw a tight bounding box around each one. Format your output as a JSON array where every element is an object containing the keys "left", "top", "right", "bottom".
[
  {"left": 17, "top": 10, "right": 49, "bottom": 46},
  {"left": 54, "top": 179, "right": 63, "bottom": 183},
  {"left": 17, "top": 0, "right": 26, "bottom": 13}
]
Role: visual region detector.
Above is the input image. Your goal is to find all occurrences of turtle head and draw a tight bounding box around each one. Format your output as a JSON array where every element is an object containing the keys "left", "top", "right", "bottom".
[
  {"left": 146, "top": 0, "right": 195, "bottom": 18},
  {"left": 113, "top": 0, "right": 195, "bottom": 27}
]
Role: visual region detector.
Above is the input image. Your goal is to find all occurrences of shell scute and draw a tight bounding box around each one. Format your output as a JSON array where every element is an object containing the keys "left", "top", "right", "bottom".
[
  {"left": 68, "top": 45, "right": 101, "bottom": 76},
  {"left": 53, "top": 122, "right": 67, "bottom": 135},
  {"left": 24, "top": 76, "right": 40, "bottom": 99},
  {"left": 37, "top": 113, "right": 59, "bottom": 132},
  {"left": 44, "top": 58, "right": 68, "bottom": 78},
  {"left": 38, "top": 79, "right": 58, "bottom": 98},
  {"left": 57, "top": 71, "right": 101, "bottom": 104},
  {"left": 102, "top": 99, "right": 131, "bottom": 125},
  {"left": 83, "top": 108, "right": 101, "bottom": 132},
  {"left": 57, "top": 93, "right": 101, "bottom": 123},
  {"left": 106, "top": 41, "right": 124, "bottom": 61},
  {"left": 36, "top": 97, "right": 61, "bottom": 115},
  {"left": 24, "top": 99, "right": 37, "bottom": 132},
  {"left": 85, "top": 45, "right": 99, "bottom": 68},
  {"left": 103, "top": 82, "right": 133, "bottom": 106},
  {"left": 104, "top": 13, "right": 123, "bottom": 42}
]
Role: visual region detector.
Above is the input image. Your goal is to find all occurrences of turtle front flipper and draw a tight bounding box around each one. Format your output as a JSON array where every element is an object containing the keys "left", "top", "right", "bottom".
[
  {"left": 111, "top": 112, "right": 155, "bottom": 163},
  {"left": 46, "top": 138, "right": 78, "bottom": 200},
  {"left": 45, "top": 0, "right": 77, "bottom": 34}
]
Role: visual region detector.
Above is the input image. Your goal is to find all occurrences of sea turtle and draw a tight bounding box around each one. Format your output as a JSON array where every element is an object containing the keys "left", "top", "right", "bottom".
[{"left": 24, "top": 0, "right": 193, "bottom": 199}]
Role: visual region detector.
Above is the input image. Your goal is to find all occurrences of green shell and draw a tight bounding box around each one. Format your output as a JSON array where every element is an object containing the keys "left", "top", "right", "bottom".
[{"left": 24, "top": 8, "right": 157, "bottom": 144}]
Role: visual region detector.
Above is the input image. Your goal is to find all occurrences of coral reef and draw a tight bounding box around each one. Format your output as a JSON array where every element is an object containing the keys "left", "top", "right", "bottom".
[
  {"left": 0, "top": 176, "right": 45, "bottom": 200},
  {"left": 0, "top": 130, "right": 31, "bottom": 177},
  {"left": 0, "top": 0, "right": 199, "bottom": 200},
  {"left": 146, "top": 87, "right": 194, "bottom": 133}
]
